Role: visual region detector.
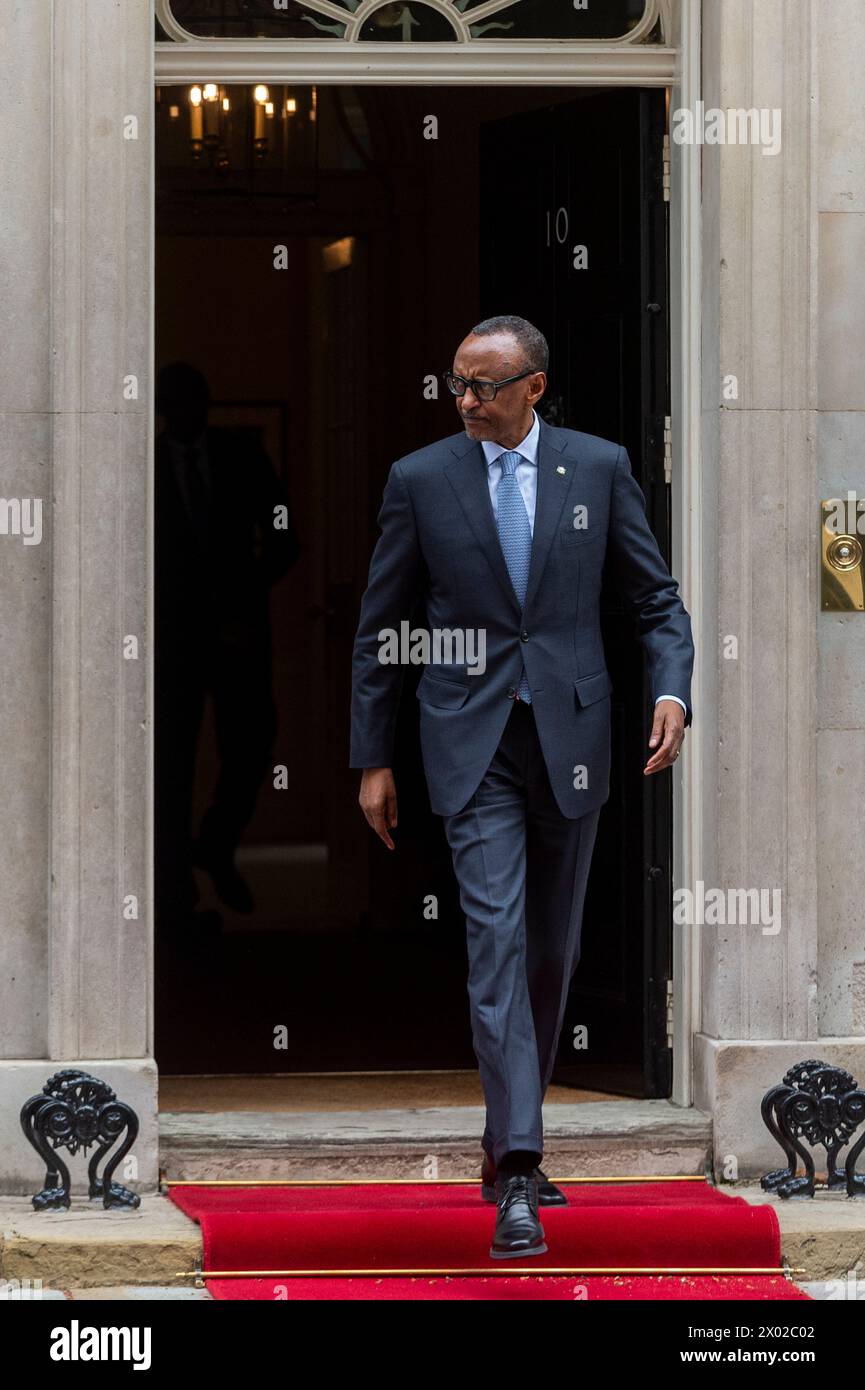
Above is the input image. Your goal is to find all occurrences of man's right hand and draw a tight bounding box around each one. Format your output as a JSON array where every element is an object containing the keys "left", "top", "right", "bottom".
[{"left": 359, "top": 768, "right": 398, "bottom": 851}]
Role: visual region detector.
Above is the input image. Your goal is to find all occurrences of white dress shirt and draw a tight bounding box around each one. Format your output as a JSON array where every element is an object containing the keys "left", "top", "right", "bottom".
[
  {"left": 482, "top": 408, "right": 541, "bottom": 532},
  {"left": 481, "top": 411, "right": 686, "bottom": 717}
]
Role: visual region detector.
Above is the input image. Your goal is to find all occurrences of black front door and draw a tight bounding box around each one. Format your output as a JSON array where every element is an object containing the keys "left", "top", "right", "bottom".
[
  {"left": 154, "top": 83, "right": 672, "bottom": 1092},
  {"left": 480, "top": 89, "right": 673, "bottom": 1096}
]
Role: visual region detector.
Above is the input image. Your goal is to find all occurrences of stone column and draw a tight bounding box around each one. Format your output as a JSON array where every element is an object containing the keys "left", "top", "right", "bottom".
[
  {"left": 0, "top": 0, "right": 156, "bottom": 1195},
  {"left": 695, "top": 0, "right": 865, "bottom": 1178}
]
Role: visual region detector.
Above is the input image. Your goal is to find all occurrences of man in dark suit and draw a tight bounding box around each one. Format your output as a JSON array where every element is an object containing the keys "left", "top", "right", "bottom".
[
  {"left": 155, "top": 363, "right": 299, "bottom": 935},
  {"left": 350, "top": 317, "right": 694, "bottom": 1258}
]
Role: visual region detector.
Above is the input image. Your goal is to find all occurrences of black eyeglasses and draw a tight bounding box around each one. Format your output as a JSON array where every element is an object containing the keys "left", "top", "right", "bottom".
[{"left": 443, "top": 369, "right": 535, "bottom": 403}]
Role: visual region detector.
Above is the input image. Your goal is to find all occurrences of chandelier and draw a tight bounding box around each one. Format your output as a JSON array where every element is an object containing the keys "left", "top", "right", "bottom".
[{"left": 157, "top": 82, "right": 318, "bottom": 173}]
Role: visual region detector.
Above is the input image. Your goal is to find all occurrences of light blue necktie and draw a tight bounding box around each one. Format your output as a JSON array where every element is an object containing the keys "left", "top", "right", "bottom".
[{"left": 495, "top": 451, "right": 532, "bottom": 703}]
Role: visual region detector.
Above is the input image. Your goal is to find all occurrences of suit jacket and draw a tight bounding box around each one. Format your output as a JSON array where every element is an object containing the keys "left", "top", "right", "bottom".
[
  {"left": 155, "top": 425, "right": 299, "bottom": 653},
  {"left": 349, "top": 419, "right": 694, "bottom": 819}
]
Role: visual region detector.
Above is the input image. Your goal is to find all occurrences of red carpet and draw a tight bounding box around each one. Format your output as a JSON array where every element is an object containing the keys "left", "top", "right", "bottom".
[{"left": 168, "top": 1178, "right": 811, "bottom": 1301}]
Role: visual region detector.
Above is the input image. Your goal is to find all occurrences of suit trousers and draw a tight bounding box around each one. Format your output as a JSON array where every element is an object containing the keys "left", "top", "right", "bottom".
[{"left": 443, "top": 699, "right": 601, "bottom": 1168}]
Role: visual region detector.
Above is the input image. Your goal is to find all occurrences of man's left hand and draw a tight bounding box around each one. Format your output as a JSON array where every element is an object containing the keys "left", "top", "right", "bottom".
[{"left": 644, "top": 700, "right": 686, "bottom": 775}]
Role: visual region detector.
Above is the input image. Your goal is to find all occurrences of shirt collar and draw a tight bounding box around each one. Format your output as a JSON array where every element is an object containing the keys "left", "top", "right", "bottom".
[
  {"left": 481, "top": 410, "right": 540, "bottom": 468},
  {"left": 165, "top": 429, "right": 208, "bottom": 459}
]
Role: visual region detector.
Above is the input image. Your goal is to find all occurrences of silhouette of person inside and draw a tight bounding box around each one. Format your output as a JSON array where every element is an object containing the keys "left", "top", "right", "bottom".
[{"left": 155, "top": 362, "right": 299, "bottom": 935}]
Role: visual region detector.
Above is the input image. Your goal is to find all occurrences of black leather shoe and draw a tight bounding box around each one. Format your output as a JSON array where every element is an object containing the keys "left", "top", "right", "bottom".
[
  {"left": 490, "top": 1173, "right": 547, "bottom": 1259},
  {"left": 481, "top": 1151, "right": 568, "bottom": 1206}
]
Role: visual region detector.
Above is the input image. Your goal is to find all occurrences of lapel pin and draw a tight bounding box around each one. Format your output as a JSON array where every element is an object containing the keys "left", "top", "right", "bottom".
[{"left": 557, "top": 466, "right": 567, "bottom": 476}]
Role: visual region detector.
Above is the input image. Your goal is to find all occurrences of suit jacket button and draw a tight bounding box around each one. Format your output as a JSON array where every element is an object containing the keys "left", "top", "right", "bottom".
[
  {"left": 520, "top": 630, "right": 530, "bottom": 642},
  {"left": 507, "top": 687, "right": 516, "bottom": 700}
]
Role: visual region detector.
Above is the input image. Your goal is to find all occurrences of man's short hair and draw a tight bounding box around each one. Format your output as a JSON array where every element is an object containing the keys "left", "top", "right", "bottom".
[
  {"left": 156, "top": 361, "right": 211, "bottom": 414},
  {"left": 468, "top": 315, "right": 549, "bottom": 375}
]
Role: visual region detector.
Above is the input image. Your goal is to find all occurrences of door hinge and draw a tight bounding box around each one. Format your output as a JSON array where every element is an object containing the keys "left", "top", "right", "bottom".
[
  {"left": 662, "top": 133, "right": 671, "bottom": 203},
  {"left": 666, "top": 978, "right": 674, "bottom": 1049},
  {"left": 664, "top": 415, "right": 672, "bottom": 486}
]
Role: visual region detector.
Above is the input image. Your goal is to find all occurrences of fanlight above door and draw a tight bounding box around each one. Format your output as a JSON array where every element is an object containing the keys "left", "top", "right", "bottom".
[{"left": 157, "top": 0, "right": 668, "bottom": 45}]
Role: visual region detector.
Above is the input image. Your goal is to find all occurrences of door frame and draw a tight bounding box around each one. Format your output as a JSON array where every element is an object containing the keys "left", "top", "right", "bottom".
[{"left": 152, "top": 0, "right": 703, "bottom": 1107}]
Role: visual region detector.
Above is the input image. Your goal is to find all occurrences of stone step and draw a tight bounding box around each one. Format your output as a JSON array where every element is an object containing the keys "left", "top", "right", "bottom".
[
  {"left": 0, "top": 1194, "right": 199, "bottom": 1291},
  {"left": 158, "top": 1099, "right": 713, "bottom": 1183},
  {"left": 736, "top": 1185, "right": 865, "bottom": 1287}
]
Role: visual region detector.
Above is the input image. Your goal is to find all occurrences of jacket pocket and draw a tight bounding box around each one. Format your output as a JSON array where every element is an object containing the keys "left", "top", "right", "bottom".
[
  {"left": 560, "top": 527, "right": 601, "bottom": 548},
  {"left": 416, "top": 675, "right": 471, "bottom": 709},
  {"left": 574, "top": 670, "right": 614, "bottom": 707}
]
